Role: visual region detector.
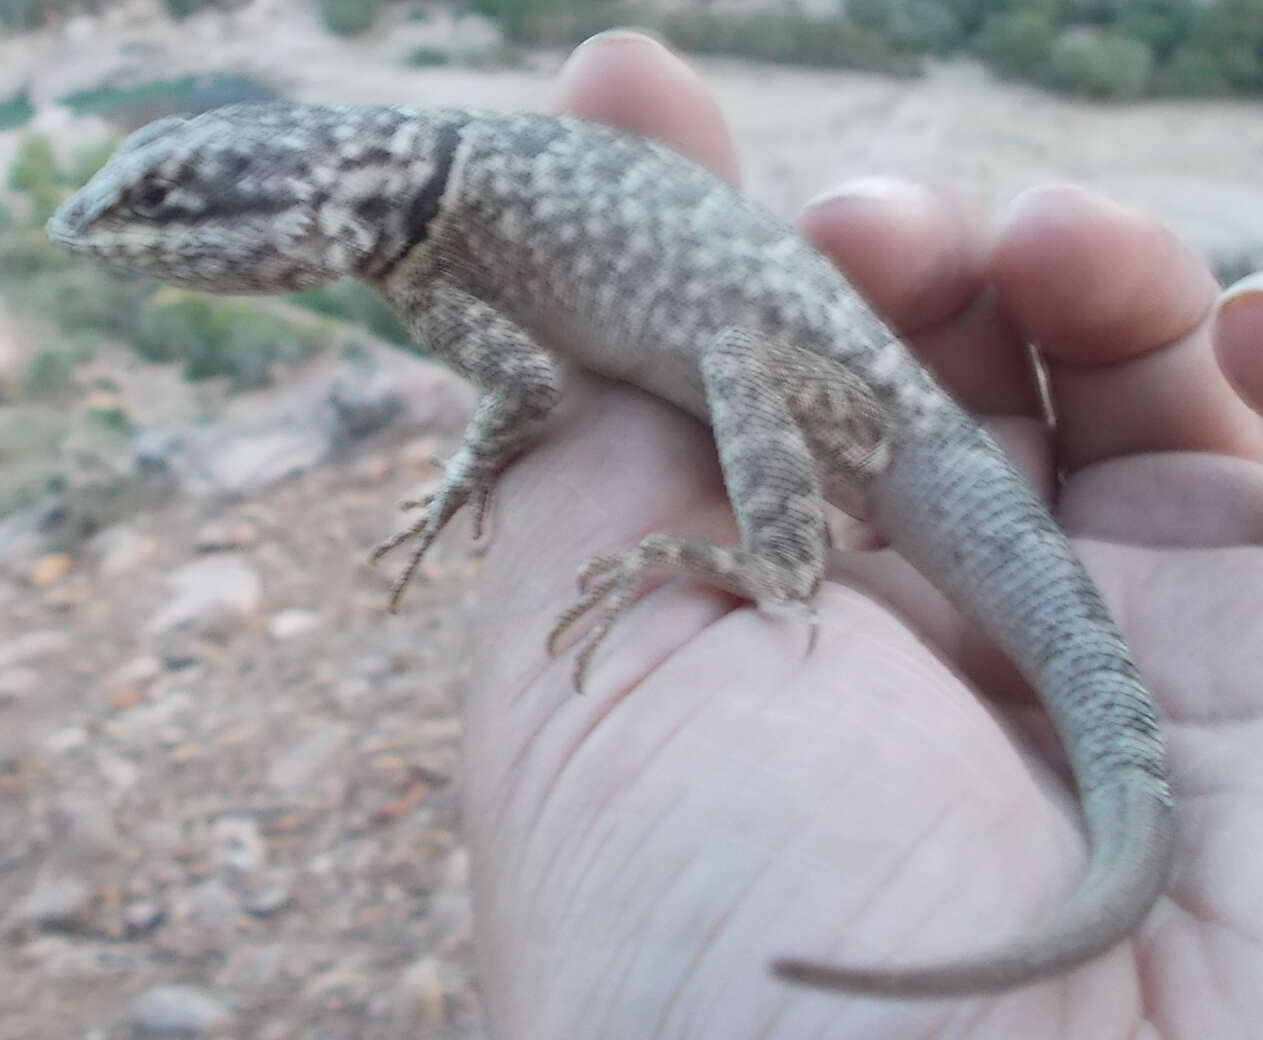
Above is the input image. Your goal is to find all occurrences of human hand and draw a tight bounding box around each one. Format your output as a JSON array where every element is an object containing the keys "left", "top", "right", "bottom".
[{"left": 462, "top": 32, "right": 1263, "bottom": 1038}]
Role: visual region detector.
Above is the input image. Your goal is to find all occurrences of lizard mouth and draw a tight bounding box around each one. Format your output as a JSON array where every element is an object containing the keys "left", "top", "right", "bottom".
[{"left": 46, "top": 194, "right": 90, "bottom": 251}]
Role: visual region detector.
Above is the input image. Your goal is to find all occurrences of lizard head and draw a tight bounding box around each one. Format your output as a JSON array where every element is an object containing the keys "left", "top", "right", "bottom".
[{"left": 47, "top": 102, "right": 441, "bottom": 292}]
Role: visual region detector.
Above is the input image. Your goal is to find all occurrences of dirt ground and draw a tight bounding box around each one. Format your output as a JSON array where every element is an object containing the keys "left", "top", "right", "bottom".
[{"left": 1, "top": 2, "right": 1261, "bottom": 1037}]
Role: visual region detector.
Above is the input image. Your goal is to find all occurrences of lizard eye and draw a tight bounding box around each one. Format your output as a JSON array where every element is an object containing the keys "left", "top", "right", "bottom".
[{"left": 132, "top": 178, "right": 174, "bottom": 216}]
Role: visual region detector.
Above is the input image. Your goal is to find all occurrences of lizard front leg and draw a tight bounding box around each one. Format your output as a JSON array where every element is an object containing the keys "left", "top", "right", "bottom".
[
  {"left": 549, "top": 328, "right": 834, "bottom": 690},
  {"left": 373, "top": 283, "right": 561, "bottom": 608}
]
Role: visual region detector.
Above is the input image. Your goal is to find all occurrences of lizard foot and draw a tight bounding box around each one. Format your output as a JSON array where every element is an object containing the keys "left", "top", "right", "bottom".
[
  {"left": 547, "top": 534, "right": 820, "bottom": 693},
  {"left": 371, "top": 467, "right": 494, "bottom": 610}
]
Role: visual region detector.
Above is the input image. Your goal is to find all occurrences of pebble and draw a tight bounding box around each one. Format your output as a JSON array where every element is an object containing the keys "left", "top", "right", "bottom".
[
  {"left": 242, "top": 872, "right": 293, "bottom": 918},
  {"left": 266, "top": 725, "right": 349, "bottom": 793},
  {"left": 130, "top": 985, "right": 233, "bottom": 1037},
  {"left": 211, "top": 815, "right": 267, "bottom": 878},
  {"left": 43, "top": 726, "right": 88, "bottom": 754},
  {"left": 7, "top": 872, "right": 91, "bottom": 931},
  {"left": 0, "top": 629, "right": 73, "bottom": 669},
  {"left": 145, "top": 554, "right": 262, "bottom": 639},
  {"left": 28, "top": 552, "right": 73, "bottom": 587},
  {"left": 396, "top": 955, "right": 446, "bottom": 1030},
  {"left": 267, "top": 607, "right": 321, "bottom": 641},
  {"left": 0, "top": 665, "right": 37, "bottom": 702},
  {"left": 94, "top": 749, "right": 142, "bottom": 796},
  {"left": 90, "top": 523, "right": 158, "bottom": 576},
  {"left": 124, "top": 900, "right": 166, "bottom": 937},
  {"left": 194, "top": 517, "right": 260, "bottom": 552}
]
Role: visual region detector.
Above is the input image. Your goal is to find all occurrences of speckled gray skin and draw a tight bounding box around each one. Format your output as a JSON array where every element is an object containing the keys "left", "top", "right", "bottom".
[{"left": 48, "top": 101, "right": 1174, "bottom": 998}]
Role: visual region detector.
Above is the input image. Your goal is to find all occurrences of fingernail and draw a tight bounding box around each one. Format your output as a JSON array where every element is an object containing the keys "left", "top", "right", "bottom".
[
  {"left": 804, "top": 176, "right": 928, "bottom": 211},
  {"left": 1218, "top": 270, "right": 1263, "bottom": 311},
  {"left": 575, "top": 27, "right": 665, "bottom": 50}
]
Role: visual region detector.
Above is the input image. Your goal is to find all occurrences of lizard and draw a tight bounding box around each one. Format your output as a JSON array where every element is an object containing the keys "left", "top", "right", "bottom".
[{"left": 46, "top": 100, "right": 1174, "bottom": 998}]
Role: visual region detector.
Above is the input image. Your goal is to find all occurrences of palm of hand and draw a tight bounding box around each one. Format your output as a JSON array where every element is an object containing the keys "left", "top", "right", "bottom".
[{"left": 460, "top": 37, "right": 1263, "bottom": 1039}]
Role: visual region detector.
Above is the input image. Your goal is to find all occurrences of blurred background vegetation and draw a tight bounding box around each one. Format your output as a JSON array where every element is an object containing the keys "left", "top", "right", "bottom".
[
  {"left": 2, "top": 0, "right": 1261, "bottom": 96},
  {"left": 0, "top": 0, "right": 1259, "bottom": 520}
]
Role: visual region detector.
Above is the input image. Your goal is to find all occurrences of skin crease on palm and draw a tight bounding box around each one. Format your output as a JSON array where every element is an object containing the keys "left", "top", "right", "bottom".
[{"left": 458, "top": 32, "right": 1263, "bottom": 1039}]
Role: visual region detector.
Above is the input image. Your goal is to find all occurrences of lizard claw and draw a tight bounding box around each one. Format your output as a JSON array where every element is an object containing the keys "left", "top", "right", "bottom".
[
  {"left": 576, "top": 552, "right": 620, "bottom": 591},
  {"left": 373, "top": 469, "right": 491, "bottom": 609},
  {"left": 546, "top": 567, "right": 636, "bottom": 693}
]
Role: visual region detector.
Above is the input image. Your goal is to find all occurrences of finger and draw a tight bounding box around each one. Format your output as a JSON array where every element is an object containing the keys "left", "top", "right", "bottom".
[
  {"left": 550, "top": 30, "right": 740, "bottom": 184},
  {"left": 1214, "top": 272, "right": 1263, "bottom": 417},
  {"left": 799, "top": 178, "right": 1043, "bottom": 419},
  {"left": 990, "top": 184, "right": 1263, "bottom": 470}
]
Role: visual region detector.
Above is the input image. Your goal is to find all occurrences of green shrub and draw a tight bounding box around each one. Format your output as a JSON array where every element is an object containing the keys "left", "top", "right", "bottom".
[
  {"left": 66, "top": 139, "right": 119, "bottom": 188},
  {"left": 163, "top": 0, "right": 221, "bottom": 17},
  {"left": 19, "top": 266, "right": 137, "bottom": 337},
  {"left": 0, "top": 88, "right": 34, "bottom": 131},
  {"left": 470, "top": 0, "right": 581, "bottom": 40},
  {"left": 1111, "top": 0, "right": 1197, "bottom": 60},
  {"left": 7, "top": 134, "right": 57, "bottom": 194},
  {"left": 23, "top": 336, "right": 97, "bottom": 398},
  {"left": 289, "top": 281, "right": 411, "bottom": 348},
  {"left": 0, "top": 227, "right": 78, "bottom": 279},
  {"left": 655, "top": 10, "right": 917, "bottom": 74},
  {"left": 1158, "top": 46, "right": 1230, "bottom": 94},
  {"left": 405, "top": 45, "right": 451, "bottom": 66},
  {"left": 845, "top": 0, "right": 889, "bottom": 32},
  {"left": 0, "top": 406, "right": 66, "bottom": 518},
  {"left": 885, "top": 0, "right": 962, "bottom": 55},
  {"left": 318, "top": 0, "right": 382, "bottom": 36},
  {"left": 137, "top": 292, "right": 334, "bottom": 388},
  {"left": 1047, "top": 26, "right": 1154, "bottom": 98},
  {"left": 0, "top": 0, "right": 63, "bottom": 31},
  {"left": 84, "top": 406, "right": 134, "bottom": 436},
  {"left": 975, "top": 9, "right": 1056, "bottom": 79},
  {"left": 62, "top": 74, "right": 275, "bottom": 123}
]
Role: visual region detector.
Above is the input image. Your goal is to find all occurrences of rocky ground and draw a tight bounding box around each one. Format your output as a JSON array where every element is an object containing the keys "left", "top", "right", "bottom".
[{"left": 0, "top": 343, "right": 487, "bottom": 1039}]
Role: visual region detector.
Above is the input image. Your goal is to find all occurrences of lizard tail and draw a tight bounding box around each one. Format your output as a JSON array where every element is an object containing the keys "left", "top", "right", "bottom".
[
  {"left": 770, "top": 783, "right": 1173, "bottom": 995},
  {"left": 774, "top": 400, "right": 1176, "bottom": 997}
]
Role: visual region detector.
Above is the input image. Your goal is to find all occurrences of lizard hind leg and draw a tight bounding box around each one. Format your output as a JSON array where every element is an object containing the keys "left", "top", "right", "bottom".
[{"left": 549, "top": 327, "right": 830, "bottom": 691}]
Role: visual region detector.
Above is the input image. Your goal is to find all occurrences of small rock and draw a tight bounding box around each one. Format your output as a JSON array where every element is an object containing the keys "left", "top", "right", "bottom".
[
  {"left": 194, "top": 518, "right": 259, "bottom": 552},
  {"left": 130, "top": 985, "right": 233, "bottom": 1037},
  {"left": 266, "top": 725, "right": 349, "bottom": 794},
  {"left": 302, "top": 965, "right": 372, "bottom": 1010},
  {"left": 212, "top": 816, "right": 267, "bottom": 878},
  {"left": 178, "top": 878, "right": 239, "bottom": 935},
  {"left": 95, "top": 749, "right": 141, "bottom": 796},
  {"left": 57, "top": 794, "right": 119, "bottom": 862},
  {"left": 201, "top": 427, "right": 326, "bottom": 497},
  {"left": 0, "top": 666, "right": 37, "bottom": 702},
  {"left": 7, "top": 872, "right": 91, "bottom": 931},
  {"left": 90, "top": 524, "right": 157, "bottom": 577},
  {"left": 242, "top": 872, "right": 292, "bottom": 918},
  {"left": 216, "top": 942, "right": 285, "bottom": 991},
  {"left": 107, "top": 655, "right": 163, "bottom": 690},
  {"left": 109, "top": 685, "right": 148, "bottom": 712},
  {"left": 146, "top": 554, "right": 262, "bottom": 640},
  {"left": 0, "top": 629, "right": 73, "bottom": 669},
  {"left": 326, "top": 364, "right": 404, "bottom": 442},
  {"left": 397, "top": 955, "right": 446, "bottom": 1029},
  {"left": 124, "top": 900, "right": 165, "bottom": 937},
  {"left": 43, "top": 726, "right": 88, "bottom": 754},
  {"left": 267, "top": 608, "right": 321, "bottom": 641},
  {"left": 103, "top": 690, "right": 192, "bottom": 742},
  {"left": 28, "top": 552, "right": 73, "bottom": 587}
]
